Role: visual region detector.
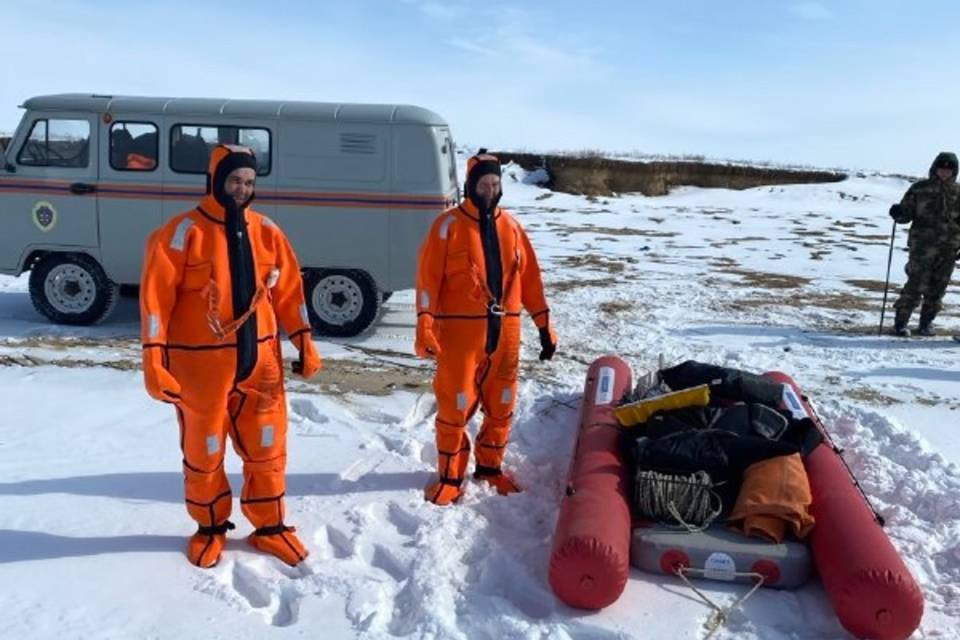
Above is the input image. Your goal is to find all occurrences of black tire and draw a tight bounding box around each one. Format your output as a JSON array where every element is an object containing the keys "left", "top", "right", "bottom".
[
  {"left": 303, "top": 269, "right": 381, "bottom": 337},
  {"left": 28, "top": 253, "right": 119, "bottom": 325}
]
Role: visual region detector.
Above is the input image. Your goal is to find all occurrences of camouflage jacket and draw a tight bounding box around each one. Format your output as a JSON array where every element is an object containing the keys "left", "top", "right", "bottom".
[{"left": 900, "top": 153, "right": 960, "bottom": 250}]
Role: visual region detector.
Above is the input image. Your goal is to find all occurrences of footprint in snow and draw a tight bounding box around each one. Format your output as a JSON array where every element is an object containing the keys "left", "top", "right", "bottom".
[
  {"left": 288, "top": 398, "right": 330, "bottom": 424},
  {"left": 212, "top": 559, "right": 305, "bottom": 628}
]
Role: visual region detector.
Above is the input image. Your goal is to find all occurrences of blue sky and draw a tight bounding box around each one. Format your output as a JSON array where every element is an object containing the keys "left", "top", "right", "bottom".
[{"left": 2, "top": 0, "right": 956, "bottom": 173}]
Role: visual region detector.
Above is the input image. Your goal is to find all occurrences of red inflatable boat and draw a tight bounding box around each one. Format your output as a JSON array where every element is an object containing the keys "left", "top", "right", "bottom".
[
  {"left": 548, "top": 358, "right": 924, "bottom": 640},
  {"left": 548, "top": 355, "right": 633, "bottom": 609},
  {"left": 768, "top": 371, "right": 923, "bottom": 640}
]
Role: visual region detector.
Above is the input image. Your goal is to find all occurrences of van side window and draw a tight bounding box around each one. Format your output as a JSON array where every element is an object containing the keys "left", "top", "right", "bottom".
[
  {"left": 170, "top": 124, "right": 271, "bottom": 175},
  {"left": 17, "top": 118, "right": 90, "bottom": 168},
  {"left": 239, "top": 129, "right": 270, "bottom": 171},
  {"left": 109, "top": 122, "right": 158, "bottom": 171}
]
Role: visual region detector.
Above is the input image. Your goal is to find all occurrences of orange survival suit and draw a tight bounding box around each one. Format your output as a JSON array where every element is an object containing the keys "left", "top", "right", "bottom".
[
  {"left": 415, "top": 152, "right": 558, "bottom": 505},
  {"left": 140, "top": 145, "right": 321, "bottom": 567}
]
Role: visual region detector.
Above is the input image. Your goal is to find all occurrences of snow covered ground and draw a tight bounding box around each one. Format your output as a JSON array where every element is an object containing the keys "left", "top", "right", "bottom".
[{"left": 1, "top": 153, "right": 959, "bottom": 639}]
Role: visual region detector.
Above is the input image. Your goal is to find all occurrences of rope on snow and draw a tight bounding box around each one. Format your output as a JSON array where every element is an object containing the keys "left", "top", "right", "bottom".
[{"left": 674, "top": 566, "right": 767, "bottom": 639}]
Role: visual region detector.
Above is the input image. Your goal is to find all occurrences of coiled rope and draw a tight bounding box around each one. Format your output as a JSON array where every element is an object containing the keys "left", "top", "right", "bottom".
[{"left": 634, "top": 469, "right": 723, "bottom": 532}]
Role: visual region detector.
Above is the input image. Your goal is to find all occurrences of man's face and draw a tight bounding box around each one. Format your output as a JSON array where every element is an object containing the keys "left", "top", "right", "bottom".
[
  {"left": 935, "top": 166, "right": 956, "bottom": 182},
  {"left": 224, "top": 167, "right": 256, "bottom": 205},
  {"left": 475, "top": 174, "right": 501, "bottom": 206}
]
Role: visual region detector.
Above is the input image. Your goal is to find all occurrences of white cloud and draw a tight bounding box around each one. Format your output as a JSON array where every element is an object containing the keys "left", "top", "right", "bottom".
[
  {"left": 398, "top": 0, "right": 468, "bottom": 20},
  {"left": 448, "top": 38, "right": 497, "bottom": 57},
  {"left": 789, "top": 2, "right": 833, "bottom": 21},
  {"left": 418, "top": 2, "right": 462, "bottom": 20}
]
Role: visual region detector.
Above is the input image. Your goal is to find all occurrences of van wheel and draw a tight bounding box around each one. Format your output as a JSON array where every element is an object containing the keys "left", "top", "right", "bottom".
[
  {"left": 303, "top": 269, "right": 381, "bottom": 337},
  {"left": 29, "top": 253, "right": 119, "bottom": 325}
]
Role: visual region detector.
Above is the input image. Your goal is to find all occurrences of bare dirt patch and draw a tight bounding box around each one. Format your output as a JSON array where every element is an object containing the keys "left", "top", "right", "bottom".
[
  {"left": 848, "top": 234, "right": 891, "bottom": 242},
  {"left": 716, "top": 289, "right": 879, "bottom": 314},
  {"left": 3, "top": 336, "right": 139, "bottom": 350},
  {"left": 719, "top": 268, "right": 812, "bottom": 289},
  {"left": 550, "top": 277, "right": 620, "bottom": 293},
  {"left": 599, "top": 300, "right": 633, "bottom": 315},
  {"left": 845, "top": 386, "right": 902, "bottom": 406},
  {"left": 709, "top": 236, "right": 769, "bottom": 249},
  {"left": 549, "top": 223, "right": 679, "bottom": 239},
  {"left": 709, "top": 257, "right": 739, "bottom": 267},
  {"left": 556, "top": 254, "right": 637, "bottom": 274},
  {"left": 294, "top": 357, "right": 431, "bottom": 396},
  {"left": 0, "top": 339, "right": 432, "bottom": 397},
  {"left": 0, "top": 353, "right": 140, "bottom": 371},
  {"left": 845, "top": 279, "right": 890, "bottom": 293}
]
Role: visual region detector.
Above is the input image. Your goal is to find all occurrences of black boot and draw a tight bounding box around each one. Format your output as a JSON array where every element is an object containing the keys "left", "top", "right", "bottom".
[
  {"left": 893, "top": 309, "right": 912, "bottom": 337},
  {"left": 917, "top": 311, "right": 937, "bottom": 337}
]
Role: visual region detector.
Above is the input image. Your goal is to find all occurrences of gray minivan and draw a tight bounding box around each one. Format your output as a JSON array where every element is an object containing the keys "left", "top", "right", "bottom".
[{"left": 0, "top": 94, "right": 459, "bottom": 336}]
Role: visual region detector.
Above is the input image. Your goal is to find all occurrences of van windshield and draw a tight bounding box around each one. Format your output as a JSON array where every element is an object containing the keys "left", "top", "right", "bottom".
[{"left": 17, "top": 118, "right": 91, "bottom": 168}]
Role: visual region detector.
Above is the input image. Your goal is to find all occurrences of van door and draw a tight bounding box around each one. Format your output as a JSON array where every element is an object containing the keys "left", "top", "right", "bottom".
[
  {"left": 387, "top": 124, "right": 452, "bottom": 292},
  {"left": 0, "top": 112, "right": 99, "bottom": 273},
  {"left": 438, "top": 127, "right": 459, "bottom": 201},
  {"left": 97, "top": 118, "right": 162, "bottom": 284}
]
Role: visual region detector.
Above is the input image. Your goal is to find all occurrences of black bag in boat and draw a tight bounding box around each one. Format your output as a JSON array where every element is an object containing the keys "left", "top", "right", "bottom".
[{"left": 659, "top": 360, "right": 785, "bottom": 407}]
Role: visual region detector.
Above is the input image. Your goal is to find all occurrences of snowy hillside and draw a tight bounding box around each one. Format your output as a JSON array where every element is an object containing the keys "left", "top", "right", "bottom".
[{"left": 0, "top": 154, "right": 958, "bottom": 640}]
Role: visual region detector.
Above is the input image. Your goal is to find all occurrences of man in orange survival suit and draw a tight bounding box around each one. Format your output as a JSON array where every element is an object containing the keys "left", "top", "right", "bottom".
[
  {"left": 140, "top": 144, "right": 321, "bottom": 567},
  {"left": 415, "top": 150, "right": 558, "bottom": 505}
]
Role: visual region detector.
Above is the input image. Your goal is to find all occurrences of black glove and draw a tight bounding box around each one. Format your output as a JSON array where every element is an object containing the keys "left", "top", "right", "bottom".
[
  {"left": 538, "top": 327, "right": 557, "bottom": 361},
  {"left": 889, "top": 204, "right": 911, "bottom": 224}
]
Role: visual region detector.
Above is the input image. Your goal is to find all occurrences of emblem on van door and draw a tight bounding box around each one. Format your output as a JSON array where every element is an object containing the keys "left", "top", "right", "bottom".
[{"left": 32, "top": 201, "right": 58, "bottom": 232}]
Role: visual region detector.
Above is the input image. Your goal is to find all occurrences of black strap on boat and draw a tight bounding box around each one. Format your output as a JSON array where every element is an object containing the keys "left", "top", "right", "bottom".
[{"left": 805, "top": 395, "right": 886, "bottom": 527}]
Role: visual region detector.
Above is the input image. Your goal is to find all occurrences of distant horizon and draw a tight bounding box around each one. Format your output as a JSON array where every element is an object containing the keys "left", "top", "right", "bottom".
[
  {"left": 0, "top": 104, "right": 932, "bottom": 178},
  {"left": 0, "top": 115, "right": 928, "bottom": 178},
  {"left": 2, "top": 1, "right": 958, "bottom": 175}
]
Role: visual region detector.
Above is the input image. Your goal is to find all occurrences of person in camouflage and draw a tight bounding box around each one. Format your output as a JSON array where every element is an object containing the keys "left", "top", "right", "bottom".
[{"left": 888, "top": 152, "right": 960, "bottom": 337}]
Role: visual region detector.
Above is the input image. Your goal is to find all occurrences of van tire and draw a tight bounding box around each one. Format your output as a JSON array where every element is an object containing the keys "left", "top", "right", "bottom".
[
  {"left": 303, "top": 269, "right": 381, "bottom": 337},
  {"left": 29, "top": 253, "right": 120, "bottom": 326}
]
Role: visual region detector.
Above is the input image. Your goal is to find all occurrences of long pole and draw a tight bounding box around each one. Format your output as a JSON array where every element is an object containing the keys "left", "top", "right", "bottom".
[{"left": 878, "top": 220, "right": 897, "bottom": 336}]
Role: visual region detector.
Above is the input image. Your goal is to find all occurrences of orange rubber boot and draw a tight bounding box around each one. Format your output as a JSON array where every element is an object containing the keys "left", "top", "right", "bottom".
[
  {"left": 424, "top": 417, "right": 471, "bottom": 505},
  {"left": 247, "top": 525, "right": 309, "bottom": 566},
  {"left": 474, "top": 466, "right": 522, "bottom": 495},
  {"left": 187, "top": 520, "right": 236, "bottom": 568},
  {"left": 424, "top": 478, "right": 465, "bottom": 505}
]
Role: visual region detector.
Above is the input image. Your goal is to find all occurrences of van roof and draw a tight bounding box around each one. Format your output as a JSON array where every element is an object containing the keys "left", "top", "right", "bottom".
[{"left": 21, "top": 94, "right": 449, "bottom": 126}]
